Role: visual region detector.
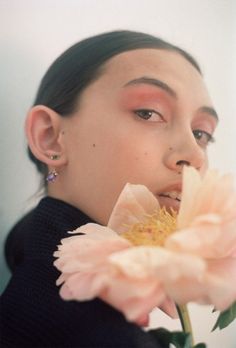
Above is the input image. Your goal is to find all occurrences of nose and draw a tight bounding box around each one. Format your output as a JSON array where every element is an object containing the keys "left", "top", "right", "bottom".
[{"left": 164, "top": 132, "right": 206, "bottom": 173}]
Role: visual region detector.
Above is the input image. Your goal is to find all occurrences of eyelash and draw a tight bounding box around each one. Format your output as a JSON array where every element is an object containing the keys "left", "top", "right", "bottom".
[
  {"left": 134, "top": 109, "right": 164, "bottom": 122},
  {"left": 192, "top": 129, "right": 215, "bottom": 147}
]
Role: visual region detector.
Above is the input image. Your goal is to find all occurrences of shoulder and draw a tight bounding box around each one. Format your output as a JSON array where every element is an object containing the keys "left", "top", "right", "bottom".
[
  {"left": 5, "top": 209, "right": 35, "bottom": 272},
  {"left": 1, "top": 197, "right": 164, "bottom": 347}
]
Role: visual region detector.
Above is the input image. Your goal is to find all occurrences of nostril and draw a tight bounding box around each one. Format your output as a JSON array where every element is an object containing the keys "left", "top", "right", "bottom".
[
  {"left": 176, "top": 160, "right": 190, "bottom": 174},
  {"left": 176, "top": 160, "right": 190, "bottom": 166}
]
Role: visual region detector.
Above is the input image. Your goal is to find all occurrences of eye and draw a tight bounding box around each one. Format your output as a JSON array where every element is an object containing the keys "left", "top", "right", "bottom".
[
  {"left": 193, "top": 129, "right": 215, "bottom": 147},
  {"left": 134, "top": 109, "right": 164, "bottom": 122}
]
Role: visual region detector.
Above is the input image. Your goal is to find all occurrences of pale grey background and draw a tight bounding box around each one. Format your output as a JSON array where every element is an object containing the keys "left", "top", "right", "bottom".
[{"left": 0, "top": 0, "right": 235, "bottom": 346}]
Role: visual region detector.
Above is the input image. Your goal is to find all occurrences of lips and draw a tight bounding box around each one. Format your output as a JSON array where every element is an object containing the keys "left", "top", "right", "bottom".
[
  {"left": 159, "top": 191, "right": 181, "bottom": 201},
  {"left": 156, "top": 185, "right": 182, "bottom": 212}
]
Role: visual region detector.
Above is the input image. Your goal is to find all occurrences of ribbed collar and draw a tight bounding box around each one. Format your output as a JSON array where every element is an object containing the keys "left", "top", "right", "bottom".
[{"left": 37, "top": 196, "right": 95, "bottom": 231}]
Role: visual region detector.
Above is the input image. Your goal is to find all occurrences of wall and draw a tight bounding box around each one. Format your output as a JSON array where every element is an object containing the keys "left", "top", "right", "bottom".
[{"left": 0, "top": 0, "right": 235, "bottom": 346}]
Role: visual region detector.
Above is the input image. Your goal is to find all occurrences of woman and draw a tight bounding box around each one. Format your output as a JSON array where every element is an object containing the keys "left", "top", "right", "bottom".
[{"left": 0, "top": 30, "right": 218, "bottom": 347}]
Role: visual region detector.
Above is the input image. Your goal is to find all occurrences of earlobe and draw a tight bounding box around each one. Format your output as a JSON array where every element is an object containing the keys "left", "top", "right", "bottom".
[{"left": 25, "top": 105, "right": 67, "bottom": 167}]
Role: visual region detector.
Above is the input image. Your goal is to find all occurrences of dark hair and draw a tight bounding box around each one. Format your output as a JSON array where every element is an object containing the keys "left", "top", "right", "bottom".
[{"left": 28, "top": 30, "right": 201, "bottom": 174}]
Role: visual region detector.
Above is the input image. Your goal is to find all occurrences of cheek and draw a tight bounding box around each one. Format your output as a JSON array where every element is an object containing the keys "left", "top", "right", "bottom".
[
  {"left": 64, "top": 117, "right": 167, "bottom": 224},
  {"left": 109, "top": 135, "right": 164, "bottom": 183},
  {"left": 67, "top": 111, "right": 165, "bottom": 187}
]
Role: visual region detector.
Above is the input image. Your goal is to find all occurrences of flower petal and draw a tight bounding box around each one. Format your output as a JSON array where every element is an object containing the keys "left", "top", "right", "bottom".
[
  {"left": 59, "top": 271, "right": 111, "bottom": 300},
  {"left": 109, "top": 246, "right": 206, "bottom": 280},
  {"left": 163, "top": 257, "right": 236, "bottom": 310},
  {"left": 178, "top": 166, "right": 202, "bottom": 228},
  {"left": 167, "top": 214, "right": 236, "bottom": 258},
  {"left": 100, "top": 274, "right": 165, "bottom": 322},
  {"left": 205, "top": 257, "right": 236, "bottom": 310},
  {"left": 178, "top": 167, "right": 236, "bottom": 229},
  {"left": 108, "top": 183, "right": 160, "bottom": 234},
  {"left": 54, "top": 224, "right": 130, "bottom": 273},
  {"left": 159, "top": 296, "right": 178, "bottom": 319}
]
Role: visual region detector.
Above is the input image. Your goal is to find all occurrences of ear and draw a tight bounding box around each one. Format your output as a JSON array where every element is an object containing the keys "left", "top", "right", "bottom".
[{"left": 25, "top": 105, "right": 68, "bottom": 168}]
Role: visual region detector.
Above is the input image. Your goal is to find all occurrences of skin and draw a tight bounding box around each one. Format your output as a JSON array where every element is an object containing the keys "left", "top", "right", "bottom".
[{"left": 29, "top": 49, "right": 218, "bottom": 225}]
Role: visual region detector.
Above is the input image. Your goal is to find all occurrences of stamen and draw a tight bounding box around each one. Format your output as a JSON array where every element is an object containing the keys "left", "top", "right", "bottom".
[{"left": 122, "top": 208, "right": 177, "bottom": 247}]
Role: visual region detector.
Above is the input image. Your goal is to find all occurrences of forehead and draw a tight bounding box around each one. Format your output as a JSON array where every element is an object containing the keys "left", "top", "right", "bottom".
[
  {"left": 96, "top": 49, "right": 212, "bottom": 105},
  {"left": 104, "top": 48, "right": 199, "bottom": 82},
  {"left": 77, "top": 48, "right": 214, "bottom": 114}
]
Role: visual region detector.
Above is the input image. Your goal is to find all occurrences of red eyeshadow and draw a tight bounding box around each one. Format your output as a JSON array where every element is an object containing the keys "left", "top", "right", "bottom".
[{"left": 120, "top": 85, "right": 166, "bottom": 109}]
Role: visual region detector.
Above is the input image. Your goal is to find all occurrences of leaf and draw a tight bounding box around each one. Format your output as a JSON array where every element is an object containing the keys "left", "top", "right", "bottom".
[
  {"left": 212, "top": 302, "right": 236, "bottom": 331},
  {"left": 148, "top": 328, "right": 206, "bottom": 348},
  {"left": 148, "top": 328, "right": 172, "bottom": 348}
]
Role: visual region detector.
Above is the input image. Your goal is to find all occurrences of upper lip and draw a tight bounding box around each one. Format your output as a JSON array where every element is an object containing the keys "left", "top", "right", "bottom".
[{"left": 156, "top": 183, "right": 182, "bottom": 200}]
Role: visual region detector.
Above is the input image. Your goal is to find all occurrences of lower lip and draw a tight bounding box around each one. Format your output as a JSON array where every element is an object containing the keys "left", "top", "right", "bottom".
[{"left": 157, "top": 195, "right": 180, "bottom": 212}]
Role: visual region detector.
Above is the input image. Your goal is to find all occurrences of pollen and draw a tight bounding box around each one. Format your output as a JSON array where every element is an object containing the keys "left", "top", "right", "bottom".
[{"left": 122, "top": 208, "right": 177, "bottom": 247}]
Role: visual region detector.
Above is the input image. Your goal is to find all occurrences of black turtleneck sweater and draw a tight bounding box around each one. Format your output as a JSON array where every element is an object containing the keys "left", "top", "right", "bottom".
[{"left": 0, "top": 197, "right": 163, "bottom": 348}]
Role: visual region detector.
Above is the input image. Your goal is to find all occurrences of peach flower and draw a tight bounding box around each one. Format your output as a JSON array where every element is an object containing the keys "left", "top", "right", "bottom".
[
  {"left": 54, "top": 185, "right": 177, "bottom": 324},
  {"left": 54, "top": 167, "right": 236, "bottom": 324},
  {"left": 165, "top": 167, "right": 236, "bottom": 309}
]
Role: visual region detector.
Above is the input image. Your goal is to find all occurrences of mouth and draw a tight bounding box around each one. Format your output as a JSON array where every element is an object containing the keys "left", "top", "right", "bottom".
[{"left": 156, "top": 191, "right": 182, "bottom": 212}]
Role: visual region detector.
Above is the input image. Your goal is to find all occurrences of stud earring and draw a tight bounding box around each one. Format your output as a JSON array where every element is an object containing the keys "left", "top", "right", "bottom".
[{"left": 50, "top": 154, "right": 60, "bottom": 160}]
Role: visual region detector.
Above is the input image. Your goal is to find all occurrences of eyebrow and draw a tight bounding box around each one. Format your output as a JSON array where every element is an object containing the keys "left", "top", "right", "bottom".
[
  {"left": 124, "top": 76, "right": 177, "bottom": 98},
  {"left": 198, "top": 106, "right": 219, "bottom": 121},
  {"left": 124, "top": 76, "right": 219, "bottom": 121}
]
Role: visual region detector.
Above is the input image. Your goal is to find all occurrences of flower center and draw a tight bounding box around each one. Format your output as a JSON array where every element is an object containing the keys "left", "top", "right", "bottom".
[{"left": 122, "top": 207, "right": 177, "bottom": 247}]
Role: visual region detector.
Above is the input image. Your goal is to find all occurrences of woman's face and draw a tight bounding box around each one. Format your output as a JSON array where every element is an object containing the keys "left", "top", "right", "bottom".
[{"left": 59, "top": 49, "right": 218, "bottom": 224}]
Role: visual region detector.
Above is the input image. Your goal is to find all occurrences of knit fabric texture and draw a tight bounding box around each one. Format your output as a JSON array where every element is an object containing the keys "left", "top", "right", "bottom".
[{"left": 0, "top": 197, "right": 163, "bottom": 348}]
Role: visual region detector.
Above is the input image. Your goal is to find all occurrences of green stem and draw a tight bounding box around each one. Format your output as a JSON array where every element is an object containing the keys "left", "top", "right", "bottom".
[{"left": 176, "top": 304, "right": 194, "bottom": 346}]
